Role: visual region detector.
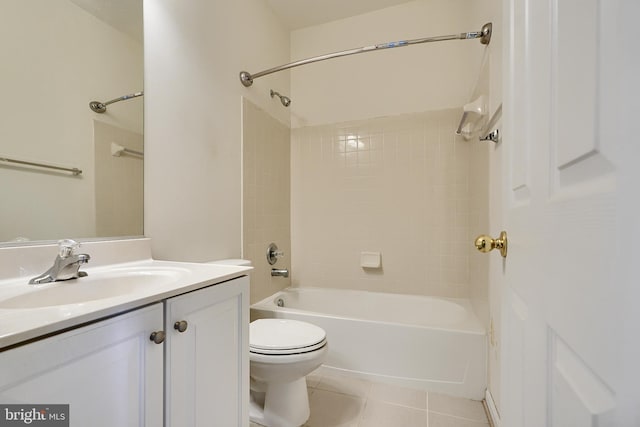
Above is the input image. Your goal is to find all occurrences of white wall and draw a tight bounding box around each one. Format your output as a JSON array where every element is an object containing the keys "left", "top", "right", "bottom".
[
  {"left": 289, "top": 0, "right": 483, "bottom": 128},
  {"left": 469, "top": 0, "right": 503, "bottom": 417},
  {"left": 144, "top": 0, "right": 290, "bottom": 262},
  {"left": 0, "top": 0, "right": 142, "bottom": 242}
]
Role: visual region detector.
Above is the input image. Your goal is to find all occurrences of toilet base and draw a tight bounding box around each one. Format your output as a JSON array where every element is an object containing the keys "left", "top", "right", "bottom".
[{"left": 249, "top": 377, "right": 310, "bottom": 427}]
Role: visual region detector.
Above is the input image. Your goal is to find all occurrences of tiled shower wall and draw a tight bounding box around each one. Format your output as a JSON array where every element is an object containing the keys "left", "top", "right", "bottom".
[
  {"left": 94, "top": 121, "right": 143, "bottom": 238},
  {"left": 291, "top": 109, "right": 475, "bottom": 298},
  {"left": 242, "top": 99, "right": 291, "bottom": 304}
]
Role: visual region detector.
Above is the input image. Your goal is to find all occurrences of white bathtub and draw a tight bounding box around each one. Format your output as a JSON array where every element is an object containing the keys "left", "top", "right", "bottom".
[{"left": 251, "top": 287, "right": 486, "bottom": 399}]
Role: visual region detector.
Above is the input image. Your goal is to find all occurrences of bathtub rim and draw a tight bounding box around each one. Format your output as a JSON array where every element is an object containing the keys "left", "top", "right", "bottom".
[{"left": 251, "top": 286, "right": 486, "bottom": 335}]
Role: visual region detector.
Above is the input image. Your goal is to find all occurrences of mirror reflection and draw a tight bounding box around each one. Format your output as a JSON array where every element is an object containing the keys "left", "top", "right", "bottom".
[{"left": 0, "top": 0, "right": 144, "bottom": 245}]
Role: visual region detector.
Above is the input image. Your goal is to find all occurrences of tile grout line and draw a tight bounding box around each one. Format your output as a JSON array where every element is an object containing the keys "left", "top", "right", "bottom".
[
  {"left": 429, "top": 410, "right": 490, "bottom": 424},
  {"left": 306, "top": 370, "right": 489, "bottom": 426},
  {"left": 360, "top": 398, "right": 428, "bottom": 412}
]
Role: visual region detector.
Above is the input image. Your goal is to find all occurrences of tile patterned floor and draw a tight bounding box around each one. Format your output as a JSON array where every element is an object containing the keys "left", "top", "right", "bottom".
[{"left": 250, "top": 367, "right": 491, "bottom": 427}]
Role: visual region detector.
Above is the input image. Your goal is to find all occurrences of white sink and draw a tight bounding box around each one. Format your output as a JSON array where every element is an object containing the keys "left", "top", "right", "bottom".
[{"left": 0, "top": 266, "right": 189, "bottom": 309}]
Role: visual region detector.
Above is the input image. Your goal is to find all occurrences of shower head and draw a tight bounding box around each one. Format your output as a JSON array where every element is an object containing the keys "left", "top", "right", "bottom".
[{"left": 270, "top": 90, "right": 291, "bottom": 107}]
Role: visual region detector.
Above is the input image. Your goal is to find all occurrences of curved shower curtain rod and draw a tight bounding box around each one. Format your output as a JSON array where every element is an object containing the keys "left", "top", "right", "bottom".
[
  {"left": 240, "top": 23, "right": 492, "bottom": 87},
  {"left": 89, "top": 91, "right": 144, "bottom": 113}
]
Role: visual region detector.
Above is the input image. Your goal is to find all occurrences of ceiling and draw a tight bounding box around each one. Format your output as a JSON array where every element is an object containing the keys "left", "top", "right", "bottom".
[
  {"left": 69, "top": 0, "right": 414, "bottom": 37},
  {"left": 68, "top": 0, "right": 415, "bottom": 40},
  {"left": 70, "top": 0, "right": 142, "bottom": 41},
  {"left": 264, "top": 0, "right": 416, "bottom": 30}
]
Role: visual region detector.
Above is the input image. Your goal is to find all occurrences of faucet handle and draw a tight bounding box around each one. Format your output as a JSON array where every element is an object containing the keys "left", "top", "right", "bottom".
[
  {"left": 57, "top": 239, "right": 81, "bottom": 258},
  {"left": 266, "top": 243, "right": 285, "bottom": 265}
]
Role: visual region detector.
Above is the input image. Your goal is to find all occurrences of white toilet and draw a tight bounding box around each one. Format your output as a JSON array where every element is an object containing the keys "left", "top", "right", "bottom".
[
  {"left": 249, "top": 318, "right": 328, "bottom": 427},
  {"left": 208, "top": 259, "right": 328, "bottom": 426}
]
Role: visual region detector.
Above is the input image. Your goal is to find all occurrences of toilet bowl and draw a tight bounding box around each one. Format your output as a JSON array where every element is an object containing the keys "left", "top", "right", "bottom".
[{"left": 249, "top": 318, "right": 328, "bottom": 427}]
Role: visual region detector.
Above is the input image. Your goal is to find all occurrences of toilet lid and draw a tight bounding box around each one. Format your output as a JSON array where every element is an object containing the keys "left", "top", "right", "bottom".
[{"left": 250, "top": 319, "right": 326, "bottom": 354}]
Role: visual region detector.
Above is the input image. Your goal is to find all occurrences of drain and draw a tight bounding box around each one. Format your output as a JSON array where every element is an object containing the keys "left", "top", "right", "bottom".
[{"left": 276, "top": 298, "right": 284, "bottom": 307}]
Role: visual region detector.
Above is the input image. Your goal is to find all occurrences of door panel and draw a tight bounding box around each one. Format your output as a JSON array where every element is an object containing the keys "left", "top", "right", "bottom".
[
  {"left": 501, "top": 0, "right": 635, "bottom": 425},
  {"left": 509, "top": 0, "right": 531, "bottom": 203},
  {"left": 551, "top": 0, "right": 615, "bottom": 191},
  {"left": 553, "top": 0, "right": 599, "bottom": 170},
  {"left": 549, "top": 334, "right": 615, "bottom": 426}
]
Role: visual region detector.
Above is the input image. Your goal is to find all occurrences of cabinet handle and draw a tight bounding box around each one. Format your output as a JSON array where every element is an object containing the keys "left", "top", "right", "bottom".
[
  {"left": 174, "top": 320, "right": 188, "bottom": 333},
  {"left": 149, "top": 331, "right": 166, "bottom": 344}
]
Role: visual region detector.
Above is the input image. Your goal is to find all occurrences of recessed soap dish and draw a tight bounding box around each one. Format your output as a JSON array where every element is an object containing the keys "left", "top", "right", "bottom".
[{"left": 361, "top": 252, "right": 381, "bottom": 269}]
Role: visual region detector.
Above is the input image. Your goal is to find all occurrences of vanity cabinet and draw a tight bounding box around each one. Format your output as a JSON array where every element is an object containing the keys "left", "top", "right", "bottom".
[
  {"left": 165, "top": 276, "right": 249, "bottom": 427},
  {"left": 0, "top": 303, "right": 165, "bottom": 427},
  {"left": 0, "top": 275, "right": 249, "bottom": 427}
]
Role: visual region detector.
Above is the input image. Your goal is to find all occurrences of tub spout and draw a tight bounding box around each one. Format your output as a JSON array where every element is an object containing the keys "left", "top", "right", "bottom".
[{"left": 271, "top": 268, "right": 289, "bottom": 278}]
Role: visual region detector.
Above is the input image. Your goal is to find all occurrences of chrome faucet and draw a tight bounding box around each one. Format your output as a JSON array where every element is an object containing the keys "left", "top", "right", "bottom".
[
  {"left": 271, "top": 268, "right": 289, "bottom": 278},
  {"left": 29, "top": 239, "right": 91, "bottom": 285}
]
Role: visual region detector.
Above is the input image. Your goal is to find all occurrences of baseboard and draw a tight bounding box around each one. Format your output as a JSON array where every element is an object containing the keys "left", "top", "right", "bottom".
[{"left": 484, "top": 389, "right": 501, "bottom": 427}]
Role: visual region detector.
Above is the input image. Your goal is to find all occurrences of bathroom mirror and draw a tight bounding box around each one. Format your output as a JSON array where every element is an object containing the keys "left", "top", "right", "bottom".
[{"left": 0, "top": 0, "right": 144, "bottom": 246}]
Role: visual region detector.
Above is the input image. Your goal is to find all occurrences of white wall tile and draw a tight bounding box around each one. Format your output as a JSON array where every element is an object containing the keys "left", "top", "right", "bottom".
[
  {"left": 291, "top": 109, "right": 483, "bottom": 298},
  {"left": 242, "top": 99, "right": 291, "bottom": 303}
]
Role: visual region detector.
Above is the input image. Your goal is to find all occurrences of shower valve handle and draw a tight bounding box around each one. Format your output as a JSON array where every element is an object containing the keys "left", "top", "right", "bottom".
[{"left": 267, "top": 243, "right": 284, "bottom": 265}]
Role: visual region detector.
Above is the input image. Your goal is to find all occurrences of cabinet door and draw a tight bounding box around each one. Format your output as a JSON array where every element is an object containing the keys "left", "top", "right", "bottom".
[
  {"left": 0, "top": 303, "right": 164, "bottom": 427},
  {"left": 165, "top": 277, "right": 249, "bottom": 427}
]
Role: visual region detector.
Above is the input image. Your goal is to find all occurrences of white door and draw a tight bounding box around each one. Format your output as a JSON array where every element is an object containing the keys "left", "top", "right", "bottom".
[
  {"left": 501, "top": 0, "right": 640, "bottom": 425},
  {"left": 164, "top": 277, "right": 249, "bottom": 427}
]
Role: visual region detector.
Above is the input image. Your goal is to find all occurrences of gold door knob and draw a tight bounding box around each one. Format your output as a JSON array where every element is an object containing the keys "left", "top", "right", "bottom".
[{"left": 474, "top": 231, "right": 508, "bottom": 258}]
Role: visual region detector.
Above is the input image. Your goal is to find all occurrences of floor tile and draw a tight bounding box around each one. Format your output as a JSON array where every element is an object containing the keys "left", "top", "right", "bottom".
[
  {"left": 305, "top": 388, "right": 365, "bottom": 427},
  {"left": 428, "top": 393, "right": 488, "bottom": 422},
  {"left": 254, "top": 370, "right": 490, "bottom": 426},
  {"left": 315, "top": 374, "right": 372, "bottom": 398},
  {"left": 429, "top": 412, "right": 490, "bottom": 427},
  {"left": 359, "top": 400, "right": 428, "bottom": 427},
  {"left": 368, "top": 382, "right": 427, "bottom": 409}
]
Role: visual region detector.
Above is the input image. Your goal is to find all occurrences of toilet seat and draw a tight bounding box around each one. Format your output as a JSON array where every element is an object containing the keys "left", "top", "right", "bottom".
[
  {"left": 250, "top": 338, "right": 327, "bottom": 355},
  {"left": 250, "top": 319, "right": 326, "bottom": 355}
]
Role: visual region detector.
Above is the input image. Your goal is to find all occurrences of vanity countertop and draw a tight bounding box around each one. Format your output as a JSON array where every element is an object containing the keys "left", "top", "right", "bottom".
[{"left": 0, "top": 259, "right": 251, "bottom": 350}]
